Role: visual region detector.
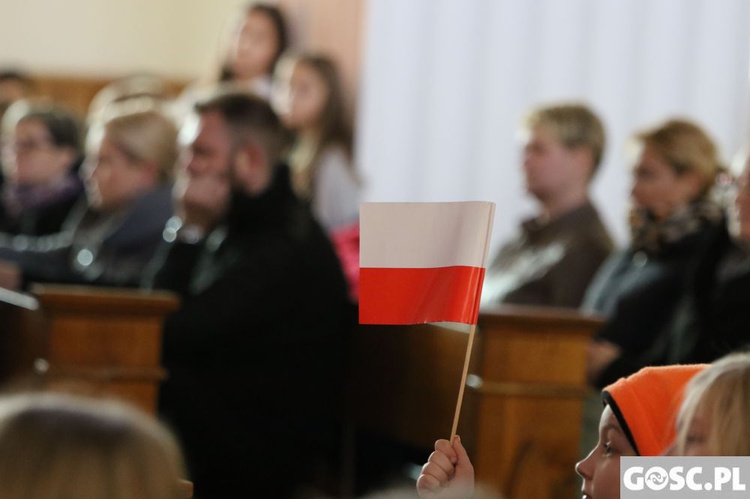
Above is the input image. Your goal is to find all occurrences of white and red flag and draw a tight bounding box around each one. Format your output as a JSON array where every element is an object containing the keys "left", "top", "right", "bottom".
[{"left": 359, "top": 201, "right": 496, "bottom": 325}]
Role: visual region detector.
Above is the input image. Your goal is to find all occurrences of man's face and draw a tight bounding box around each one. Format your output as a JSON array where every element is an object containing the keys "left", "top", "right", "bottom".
[
  {"left": 174, "top": 111, "right": 233, "bottom": 225},
  {"left": 522, "top": 125, "right": 580, "bottom": 203}
]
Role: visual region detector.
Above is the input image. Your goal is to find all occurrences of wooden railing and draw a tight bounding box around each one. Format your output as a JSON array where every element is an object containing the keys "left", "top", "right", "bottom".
[{"left": 0, "top": 284, "right": 178, "bottom": 414}]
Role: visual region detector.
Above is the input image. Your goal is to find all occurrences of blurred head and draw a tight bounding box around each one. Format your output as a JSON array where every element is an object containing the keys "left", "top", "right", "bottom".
[
  {"left": 276, "top": 54, "right": 350, "bottom": 144},
  {"left": 728, "top": 154, "right": 750, "bottom": 242},
  {"left": 576, "top": 365, "right": 705, "bottom": 499},
  {"left": 520, "top": 104, "right": 605, "bottom": 203},
  {"left": 629, "top": 119, "right": 721, "bottom": 221},
  {"left": 84, "top": 105, "right": 177, "bottom": 211},
  {"left": 674, "top": 353, "right": 750, "bottom": 456},
  {"left": 87, "top": 74, "right": 168, "bottom": 126},
  {"left": 190, "top": 91, "right": 286, "bottom": 196},
  {"left": 1, "top": 101, "right": 82, "bottom": 187},
  {"left": 0, "top": 393, "right": 186, "bottom": 499},
  {"left": 222, "top": 3, "right": 288, "bottom": 82},
  {"left": 0, "top": 70, "right": 34, "bottom": 118}
]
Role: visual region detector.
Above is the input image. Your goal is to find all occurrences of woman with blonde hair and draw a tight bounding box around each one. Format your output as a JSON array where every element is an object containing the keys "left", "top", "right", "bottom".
[
  {"left": 0, "top": 102, "right": 177, "bottom": 288},
  {"left": 0, "top": 392, "right": 187, "bottom": 499},
  {"left": 584, "top": 118, "right": 725, "bottom": 389}
]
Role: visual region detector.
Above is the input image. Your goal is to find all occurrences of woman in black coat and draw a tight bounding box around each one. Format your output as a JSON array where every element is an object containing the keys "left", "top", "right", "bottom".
[
  {"left": 665, "top": 157, "right": 750, "bottom": 364},
  {"left": 584, "top": 119, "right": 724, "bottom": 389}
]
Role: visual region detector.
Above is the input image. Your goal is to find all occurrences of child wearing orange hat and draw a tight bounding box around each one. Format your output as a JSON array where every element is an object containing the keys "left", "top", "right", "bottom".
[
  {"left": 575, "top": 364, "right": 705, "bottom": 499},
  {"left": 417, "top": 364, "right": 706, "bottom": 499}
]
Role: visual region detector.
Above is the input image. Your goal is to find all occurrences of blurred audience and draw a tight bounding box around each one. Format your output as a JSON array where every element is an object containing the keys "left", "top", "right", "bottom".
[
  {"left": 0, "top": 392, "right": 187, "bottom": 499},
  {"left": 584, "top": 119, "right": 724, "bottom": 389},
  {"left": 0, "top": 100, "right": 84, "bottom": 236},
  {"left": 481, "top": 103, "right": 614, "bottom": 308},
  {"left": 145, "top": 92, "right": 350, "bottom": 498},
  {"left": 0, "top": 103, "right": 177, "bottom": 289},
  {"left": 274, "top": 53, "right": 361, "bottom": 232}
]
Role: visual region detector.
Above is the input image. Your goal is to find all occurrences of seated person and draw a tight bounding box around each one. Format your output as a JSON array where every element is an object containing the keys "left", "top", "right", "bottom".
[
  {"left": 418, "top": 363, "right": 705, "bottom": 499},
  {"left": 584, "top": 119, "right": 724, "bottom": 388},
  {"left": 0, "top": 100, "right": 84, "bottom": 236},
  {"left": 173, "top": 2, "right": 289, "bottom": 123},
  {"left": 0, "top": 103, "right": 177, "bottom": 289},
  {"left": 145, "top": 92, "right": 350, "bottom": 498},
  {"left": 274, "top": 53, "right": 361, "bottom": 232},
  {"left": 0, "top": 392, "right": 187, "bottom": 499},
  {"left": 660, "top": 151, "right": 750, "bottom": 365},
  {"left": 480, "top": 103, "right": 613, "bottom": 308}
]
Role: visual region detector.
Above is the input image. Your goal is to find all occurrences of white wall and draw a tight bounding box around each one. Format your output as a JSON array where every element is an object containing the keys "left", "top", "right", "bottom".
[
  {"left": 0, "top": 0, "right": 248, "bottom": 79},
  {"left": 358, "top": 0, "right": 750, "bottom": 249}
]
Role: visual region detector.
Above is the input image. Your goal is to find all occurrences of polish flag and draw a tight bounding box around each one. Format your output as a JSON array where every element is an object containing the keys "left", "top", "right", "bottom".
[{"left": 359, "top": 201, "right": 495, "bottom": 325}]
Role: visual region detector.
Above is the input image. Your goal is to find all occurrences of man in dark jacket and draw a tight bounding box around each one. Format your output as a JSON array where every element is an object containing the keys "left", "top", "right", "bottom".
[{"left": 146, "top": 92, "right": 350, "bottom": 498}]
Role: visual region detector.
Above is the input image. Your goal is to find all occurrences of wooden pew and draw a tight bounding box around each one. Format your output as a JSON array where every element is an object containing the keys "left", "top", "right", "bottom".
[
  {"left": 348, "top": 305, "right": 603, "bottom": 499},
  {"left": 0, "top": 284, "right": 178, "bottom": 414},
  {"left": 471, "top": 305, "right": 603, "bottom": 499}
]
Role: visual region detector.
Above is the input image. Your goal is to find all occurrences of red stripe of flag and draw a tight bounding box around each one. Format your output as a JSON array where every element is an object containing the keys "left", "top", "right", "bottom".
[{"left": 359, "top": 266, "right": 486, "bottom": 325}]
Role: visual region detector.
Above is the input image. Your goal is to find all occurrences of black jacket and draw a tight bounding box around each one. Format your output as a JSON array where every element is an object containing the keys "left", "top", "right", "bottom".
[
  {"left": 665, "top": 224, "right": 750, "bottom": 363},
  {"left": 148, "top": 166, "right": 350, "bottom": 498},
  {"left": 584, "top": 222, "right": 718, "bottom": 388}
]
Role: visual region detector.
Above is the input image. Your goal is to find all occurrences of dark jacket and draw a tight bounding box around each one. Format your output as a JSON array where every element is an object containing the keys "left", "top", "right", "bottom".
[
  {"left": 148, "top": 166, "right": 350, "bottom": 498},
  {"left": 481, "top": 200, "right": 614, "bottom": 308},
  {"left": 665, "top": 224, "right": 750, "bottom": 363},
  {"left": 0, "top": 165, "right": 85, "bottom": 237},
  {"left": 0, "top": 185, "right": 173, "bottom": 288},
  {"left": 584, "top": 221, "right": 718, "bottom": 388}
]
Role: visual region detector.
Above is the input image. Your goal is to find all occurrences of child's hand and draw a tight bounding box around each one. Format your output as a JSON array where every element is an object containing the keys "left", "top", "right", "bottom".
[{"left": 417, "top": 436, "right": 475, "bottom": 498}]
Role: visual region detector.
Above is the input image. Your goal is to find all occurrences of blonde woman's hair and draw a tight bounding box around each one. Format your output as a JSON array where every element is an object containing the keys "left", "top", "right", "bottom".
[
  {"left": 89, "top": 101, "right": 178, "bottom": 185},
  {"left": 0, "top": 393, "right": 186, "bottom": 499},
  {"left": 675, "top": 352, "right": 750, "bottom": 455},
  {"left": 634, "top": 119, "right": 723, "bottom": 199},
  {"left": 522, "top": 103, "right": 606, "bottom": 174}
]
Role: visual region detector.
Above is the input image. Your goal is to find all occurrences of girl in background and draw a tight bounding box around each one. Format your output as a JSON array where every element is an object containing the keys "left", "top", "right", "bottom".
[
  {"left": 219, "top": 3, "right": 288, "bottom": 99},
  {"left": 176, "top": 1, "right": 288, "bottom": 122},
  {"left": 274, "top": 53, "right": 360, "bottom": 232}
]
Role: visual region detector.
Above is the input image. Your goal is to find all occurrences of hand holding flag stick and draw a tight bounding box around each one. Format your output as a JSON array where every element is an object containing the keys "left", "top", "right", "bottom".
[{"left": 359, "top": 201, "right": 495, "bottom": 438}]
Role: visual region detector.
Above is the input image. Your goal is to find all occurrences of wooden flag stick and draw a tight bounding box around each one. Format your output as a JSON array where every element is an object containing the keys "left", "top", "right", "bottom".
[{"left": 450, "top": 323, "right": 477, "bottom": 439}]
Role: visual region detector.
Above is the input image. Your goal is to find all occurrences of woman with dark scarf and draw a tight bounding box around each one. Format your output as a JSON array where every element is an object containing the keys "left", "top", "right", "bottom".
[
  {"left": 583, "top": 119, "right": 725, "bottom": 389},
  {"left": 0, "top": 101, "right": 84, "bottom": 236}
]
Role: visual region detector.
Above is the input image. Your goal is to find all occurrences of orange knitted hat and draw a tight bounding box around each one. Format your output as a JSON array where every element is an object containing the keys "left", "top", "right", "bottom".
[{"left": 602, "top": 364, "right": 707, "bottom": 456}]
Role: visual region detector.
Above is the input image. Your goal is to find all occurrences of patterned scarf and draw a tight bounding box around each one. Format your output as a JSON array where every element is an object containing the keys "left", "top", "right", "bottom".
[{"left": 630, "top": 199, "right": 723, "bottom": 255}]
